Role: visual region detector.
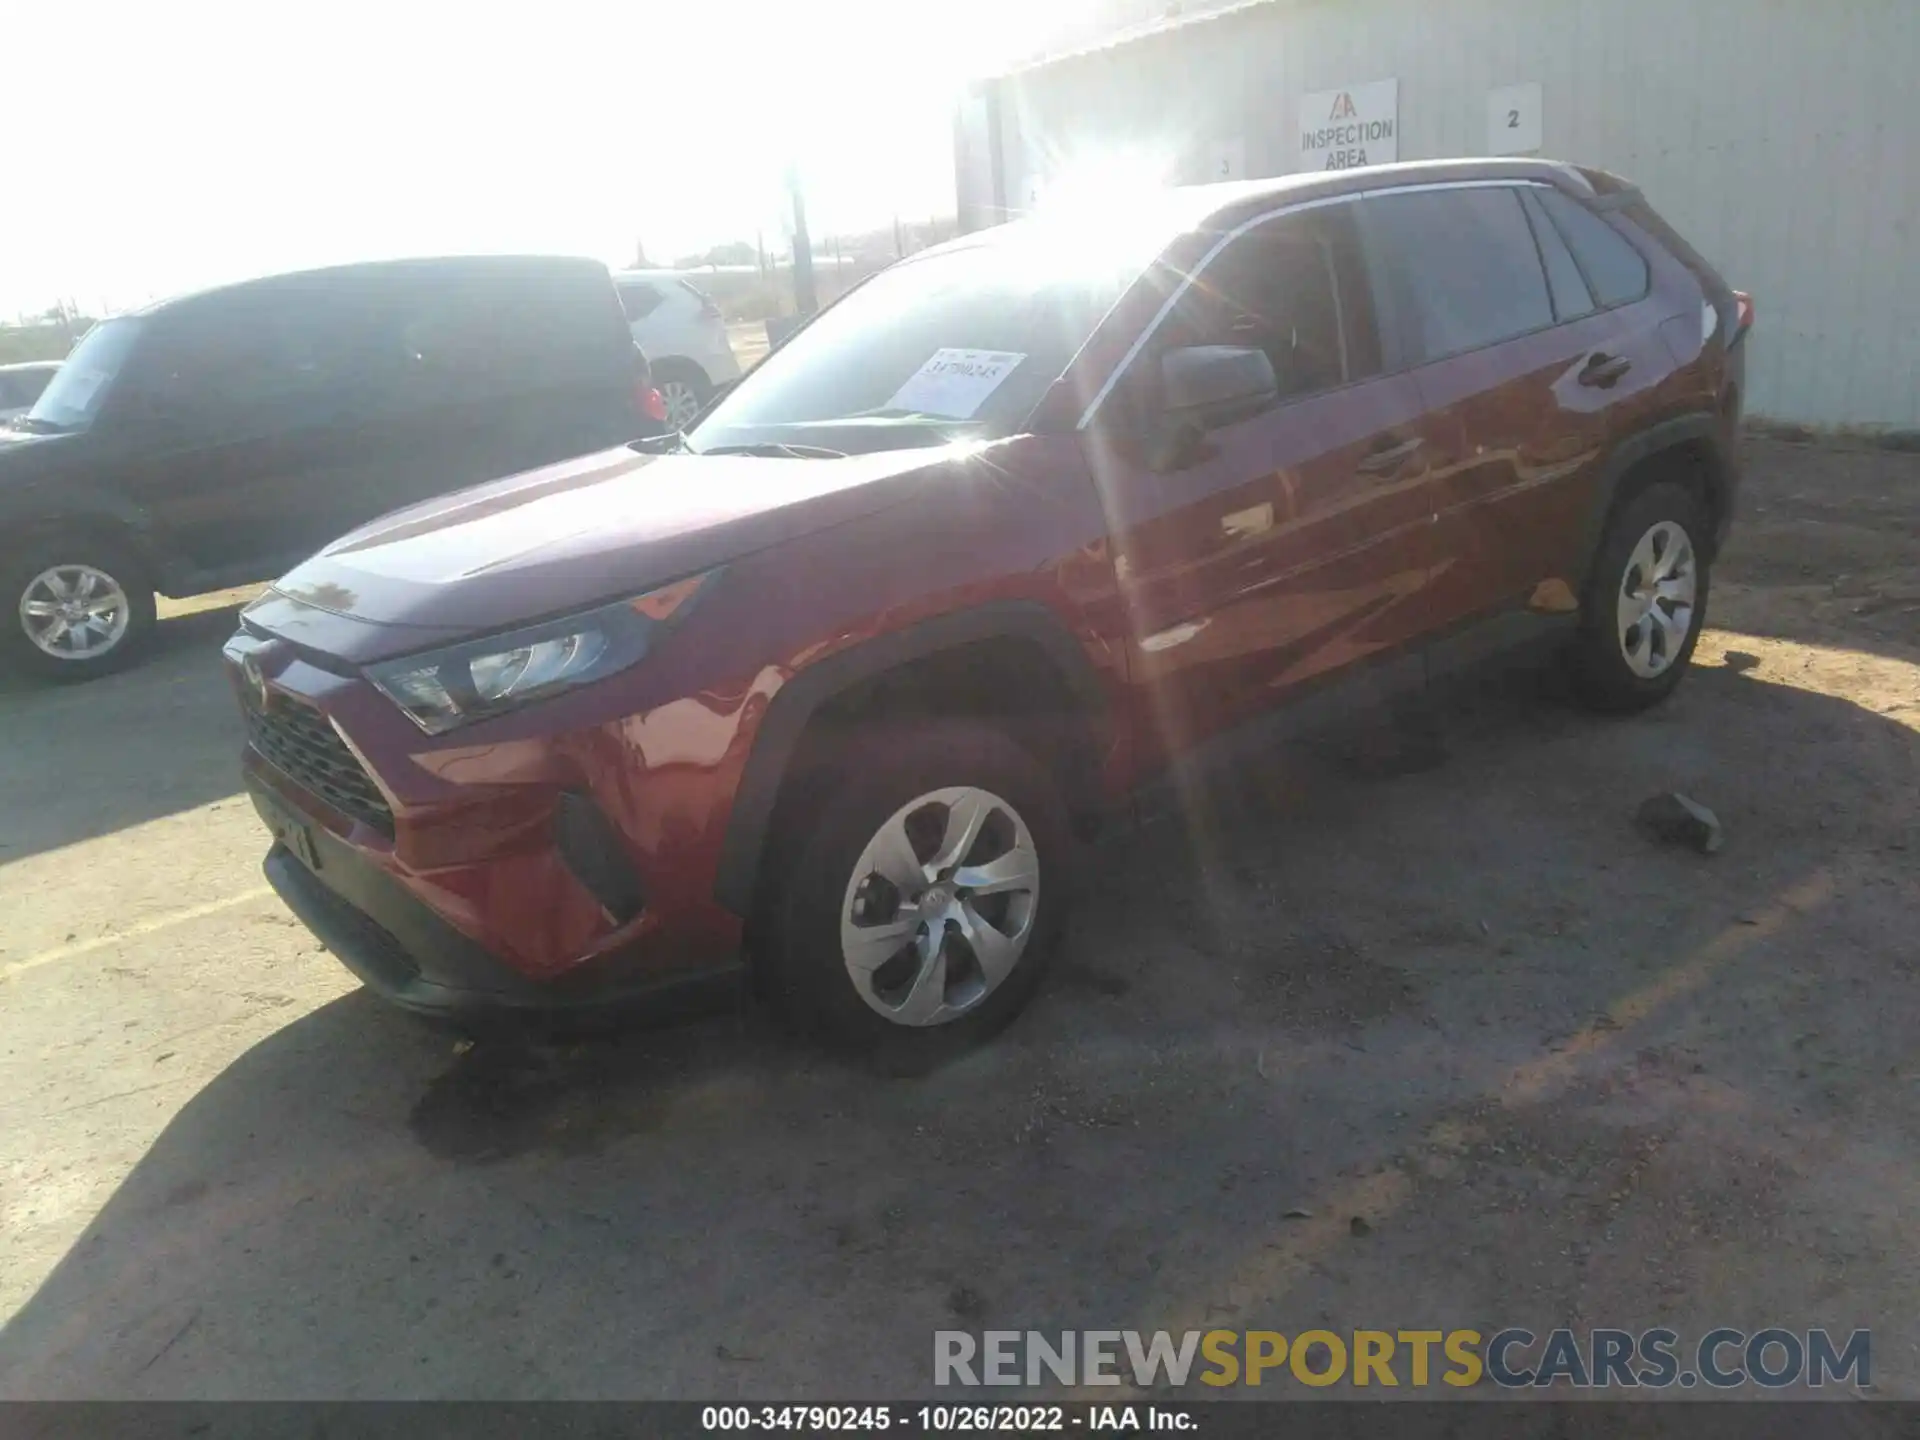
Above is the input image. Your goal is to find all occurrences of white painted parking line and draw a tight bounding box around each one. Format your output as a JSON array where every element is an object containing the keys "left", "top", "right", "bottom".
[{"left": 0, "top": 887, "right": 275, "bottom": 984}]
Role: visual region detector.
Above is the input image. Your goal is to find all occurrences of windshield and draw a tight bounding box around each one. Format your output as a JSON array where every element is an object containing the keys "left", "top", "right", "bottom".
[
  {"left": 23, "top": 318, "right": 144, "bottom": 433},
  {"left": 689, "top": 220, "right": 1160, "bottom": 456}
]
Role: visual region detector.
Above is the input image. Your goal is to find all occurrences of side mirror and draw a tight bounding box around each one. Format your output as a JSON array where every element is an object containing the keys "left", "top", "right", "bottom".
[{"left": 1160, "top": 345, "right": 1279, "bottom": 425}]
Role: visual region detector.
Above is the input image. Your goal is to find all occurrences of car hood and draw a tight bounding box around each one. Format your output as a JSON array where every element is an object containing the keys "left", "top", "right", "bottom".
[
  {"left": 262, "top": 442, "right": 949, "bottom": 644},
  {"left": 0, "top": 425, "right": 73, "bottom": 461}
]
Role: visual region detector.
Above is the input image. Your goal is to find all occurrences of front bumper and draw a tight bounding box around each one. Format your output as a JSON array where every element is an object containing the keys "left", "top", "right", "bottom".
[
  {"left": 254, "top": 778, "right": 743, "bottom": 1022},
  {"left": 225, "top": 623, "right": 753, "bottom": 1023}
]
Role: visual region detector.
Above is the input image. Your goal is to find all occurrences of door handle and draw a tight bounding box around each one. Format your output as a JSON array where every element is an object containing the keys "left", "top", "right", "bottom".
[
  {"left": 1579, "top": 352, "right": 1633, "bottom": 388},
  {"left": 1357, "top": 436, "right": 1422, "bottom": 474}
]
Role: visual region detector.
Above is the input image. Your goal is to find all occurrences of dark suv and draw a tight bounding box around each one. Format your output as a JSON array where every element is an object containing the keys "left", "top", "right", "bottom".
[
  {"left": 1, "top": 256, "right": 665, "bottom": 680},
  {"left": 225, "top": 159, "right": 1752, "bottom": 1052}
]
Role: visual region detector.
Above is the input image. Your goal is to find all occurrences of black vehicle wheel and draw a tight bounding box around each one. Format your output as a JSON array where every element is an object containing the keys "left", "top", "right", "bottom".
[
  {"left": 760, "top": 720, "right": 1073, "bottom": 1059},
  {"left": 1569, "top": 481, "right": 1711, "bottom": 713},
  {"left": 0, "top": 535, "right": 158, "bottom": 683}
]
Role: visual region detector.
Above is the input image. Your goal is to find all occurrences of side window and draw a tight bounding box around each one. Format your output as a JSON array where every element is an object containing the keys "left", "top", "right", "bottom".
[
  {"left": 133, "top": 292, "right": 368, "bottom": 429},
  {"left": 1153, "top": 207, "right": 1379, "bottom": 408},
  {"left": 0, "top": 375, "right": 19, "bottom": 407},
  {"left": 1359, "top": 187, "right": 1554, "bottom": 365},
  {"left": 620, "top": 283, "right": 663, "bottom": 322},
  {"left": 1520, "top": 187, "right": 1596, "bottom": 323},
  {"left": 1534, "top": 187, "right": 1650, "bottom": 308}
]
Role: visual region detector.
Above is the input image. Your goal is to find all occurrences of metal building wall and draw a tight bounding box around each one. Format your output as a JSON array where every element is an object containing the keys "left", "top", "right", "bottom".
[{"left": 984, "top": 0, "right": 1920, "bottom": 429}]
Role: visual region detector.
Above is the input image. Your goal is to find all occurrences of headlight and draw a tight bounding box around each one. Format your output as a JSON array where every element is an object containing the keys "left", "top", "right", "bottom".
[{"left": 366, "top": 573, "right": 711, "bottom": 734}]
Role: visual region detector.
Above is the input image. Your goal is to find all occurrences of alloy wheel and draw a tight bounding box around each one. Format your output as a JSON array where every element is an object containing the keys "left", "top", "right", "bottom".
[
  {"left": 839, "top": 786, "right": 1041, "bottom": 1027},
  {"left": 1615, "top": 519, "right": 1697, "bottom": 679},
  {"left": 19, "top": 564, "right": 132, "bottom": 661},
  {"left": 659, "top": 380, "right": 702, "bottom": 430}
]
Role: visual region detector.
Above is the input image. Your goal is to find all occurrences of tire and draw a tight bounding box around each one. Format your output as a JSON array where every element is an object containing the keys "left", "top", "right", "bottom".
[
  {"left": 759, "top": 719, "right": 1073, "bottom": 1058},
  {"left": 1569, "top": 480, "right": 1711, "bottom": 713},
  {"left": 0, "top": 534, "right": 158, "bottom": 683},
  {"left": 652, "top": 361, "right": 711, "bottom": 431}
]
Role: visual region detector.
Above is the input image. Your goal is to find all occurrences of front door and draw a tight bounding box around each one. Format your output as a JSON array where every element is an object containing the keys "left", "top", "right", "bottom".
[
  {"left": 1083, "top": 205, "right": 1452, "bottom": 768},
  {"left": 106, "top": 286, "right": 388, "bottom": 579}
]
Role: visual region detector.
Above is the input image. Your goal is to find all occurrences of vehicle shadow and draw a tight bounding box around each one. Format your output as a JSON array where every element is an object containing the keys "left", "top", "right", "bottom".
[
  {"left": 3, "top": 656, "right": 1915, "bottom": 1398},
  {"left": 0, "top": 601, "right": 249, "bottom": 863},
  {"left": 1717, "top": 436, "right": 1920, "bottom": 662}
]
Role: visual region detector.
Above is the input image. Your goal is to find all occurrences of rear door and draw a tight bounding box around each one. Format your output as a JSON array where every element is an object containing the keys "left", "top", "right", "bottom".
[
  {"left": 1356, "top": 182, "right": 1669, "bottom": 636},
  {"left": 1088, "top": 203, "right": 1448, "bottom": 760}
]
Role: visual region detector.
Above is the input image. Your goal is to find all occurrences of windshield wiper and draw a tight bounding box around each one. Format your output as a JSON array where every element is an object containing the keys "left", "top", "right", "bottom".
[
  {"left": 11, "top": 416, "right": 73, "bottom": 435},
  {"left": 695, "top": 442, "right": 846, "bottom": 459}
]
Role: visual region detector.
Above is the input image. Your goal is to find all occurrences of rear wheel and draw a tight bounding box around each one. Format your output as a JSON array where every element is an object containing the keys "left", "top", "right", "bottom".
[
  {"left": 760, "top": 720, "right": 1071, "bottom": 1057},
  {"left": 1, "top": 536, "right": 157, "bottom": 682},
  {"left": 1570, "top": 481, "right": 1709, "bottom": 712},
  {"left": 653, "top": 362, "right": 710, "bottom": 430}
]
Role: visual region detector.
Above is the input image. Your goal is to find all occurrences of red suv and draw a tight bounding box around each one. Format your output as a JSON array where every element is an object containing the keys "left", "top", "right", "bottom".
[{"left": 225, "top": 159, "right": 1752, "bottom": 1052}]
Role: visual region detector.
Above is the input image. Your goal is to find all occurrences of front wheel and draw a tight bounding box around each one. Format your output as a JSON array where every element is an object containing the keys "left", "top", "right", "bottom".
[
  {"left": 761, "top": 721, "right": 1072, "bottom": 1056},
  {"left": 0, "top": 538, "right": 157, "bottom": 682},
  {"left": 1569, "top": 481, "right": 1710, "bottom": 713}
]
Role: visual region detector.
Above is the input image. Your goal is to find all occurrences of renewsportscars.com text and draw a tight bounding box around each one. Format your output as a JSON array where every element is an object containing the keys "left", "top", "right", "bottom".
[{"left": 934, "top": 1328, "right": 1870, "bottom": 1390}]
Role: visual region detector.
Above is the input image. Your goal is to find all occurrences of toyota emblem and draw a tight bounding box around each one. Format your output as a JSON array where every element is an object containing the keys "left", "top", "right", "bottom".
[{"left": 242, "top": 654, "right": 271, "bottom": 711}]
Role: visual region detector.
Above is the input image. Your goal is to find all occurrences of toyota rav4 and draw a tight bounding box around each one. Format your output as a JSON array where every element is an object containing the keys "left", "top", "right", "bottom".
[{"left": 225, "top": 159, "right": 1752, "bottom": 1053}]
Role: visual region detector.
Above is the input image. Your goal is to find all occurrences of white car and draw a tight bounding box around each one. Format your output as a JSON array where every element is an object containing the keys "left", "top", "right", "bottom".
[
  {"left": 0, "top": 361, "right": 60, "bottom": 426},
  {"left": 613, "top": 271, "right": 742, "bottom": 429}
]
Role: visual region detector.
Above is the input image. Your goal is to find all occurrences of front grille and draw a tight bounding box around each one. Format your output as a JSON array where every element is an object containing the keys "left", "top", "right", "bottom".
[{"left": 246, "top": 696, "right": 395, "bottom": 837}]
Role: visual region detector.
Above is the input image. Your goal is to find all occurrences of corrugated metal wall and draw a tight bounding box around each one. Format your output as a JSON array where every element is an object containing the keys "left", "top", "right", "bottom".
[{"left": 982, "top": 0, "right": 1920, "bottom": 429}]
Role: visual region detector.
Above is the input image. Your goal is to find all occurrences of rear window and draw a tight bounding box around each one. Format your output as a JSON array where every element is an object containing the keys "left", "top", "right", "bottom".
[
  {"left": 620, "top": 282, "right": 664, "bottom": 322},
  {"left": 1535, "top": 188, "right": 1650, "bottom": 308},
  {"left": 1359, "top": 187, "right": 1555, "bottom": 365}
]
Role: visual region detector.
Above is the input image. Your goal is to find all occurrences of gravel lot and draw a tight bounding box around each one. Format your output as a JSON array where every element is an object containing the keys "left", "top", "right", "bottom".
[{"left": 1, "top": 438, "right": 1915, "bottom": 1400}]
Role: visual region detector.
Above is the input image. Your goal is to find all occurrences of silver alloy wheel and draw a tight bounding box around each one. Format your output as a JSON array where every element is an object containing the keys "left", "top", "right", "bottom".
[
  {"left": 1615, "top": 519, "right": 1698, "bottom": 678},
  {"left": 840, "top": 786, "right": 1041, "bottom": 1028},
  {"left": 19, "top": 564, "right": 132, "bottom": 661},
  {"left": 659, "top": 379, "right": 702, "bottom": 430}
]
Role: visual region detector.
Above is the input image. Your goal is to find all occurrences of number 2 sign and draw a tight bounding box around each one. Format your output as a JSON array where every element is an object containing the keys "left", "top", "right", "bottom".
[{"left": 1488, "top": 82, "right": 1543, "bottom": 155}]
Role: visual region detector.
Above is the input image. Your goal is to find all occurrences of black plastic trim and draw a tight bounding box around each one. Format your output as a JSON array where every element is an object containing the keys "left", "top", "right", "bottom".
[
  {"left": 1574, "top": 412, "right": 1734, "bottom": 583},
  {"left": 711, "top": 599, "right": 1109, "bottom": 917},
  {"left": 555, "top": 790, "right": 647, "bottom": 924},
  {"left": 254, "top": 780, "right": 738, "bottom": 1020}
]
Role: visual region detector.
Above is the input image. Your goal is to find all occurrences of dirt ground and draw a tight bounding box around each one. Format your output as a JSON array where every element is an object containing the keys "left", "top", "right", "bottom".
[{"left": 0, "top": 437, "right": 1915, "bottom": 1400}]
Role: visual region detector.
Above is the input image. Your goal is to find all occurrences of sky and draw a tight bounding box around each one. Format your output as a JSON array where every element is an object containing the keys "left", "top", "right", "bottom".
[{"left": 3, "top": 0, "right": 1100, "bottom": 319}]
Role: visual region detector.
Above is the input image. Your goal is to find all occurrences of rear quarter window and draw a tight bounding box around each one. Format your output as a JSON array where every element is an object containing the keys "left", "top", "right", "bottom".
[{"left": 1535, "top": 187, "right": 1651, "bottom": 308}]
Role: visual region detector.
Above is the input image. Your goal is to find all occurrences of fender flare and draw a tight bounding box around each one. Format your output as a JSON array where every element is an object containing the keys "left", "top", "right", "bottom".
[
  {"left": 711, "top": 599, "right": 1110, "bottom": 917},
  {"left": 0, "top": 487, "right": 180, "bottom": 587},
  {"left": 1574, "top": 411, "right": 1729, "bottom": 586}
]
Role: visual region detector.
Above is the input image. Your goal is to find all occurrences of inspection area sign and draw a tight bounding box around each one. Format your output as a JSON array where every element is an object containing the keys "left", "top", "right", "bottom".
[{"left": 1299, "top": 78, "right": 1399, "bottom": 170}]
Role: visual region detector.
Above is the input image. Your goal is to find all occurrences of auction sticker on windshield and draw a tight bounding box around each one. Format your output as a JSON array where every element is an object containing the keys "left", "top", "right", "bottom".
[{"left": 885, "top": 349, "right": 1026, "bottom": 420}]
